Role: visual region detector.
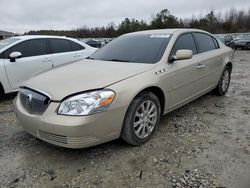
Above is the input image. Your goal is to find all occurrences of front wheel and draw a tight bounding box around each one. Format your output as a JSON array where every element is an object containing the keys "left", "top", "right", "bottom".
[
  {"left": 213, "top": 66, "right": 231, "bottom": 96},
  {"left": 0, "top": 82, "right": 4, "bottom": 96},
  {"left": 121, "top": 91, "right": 161, "bottom": 146}
]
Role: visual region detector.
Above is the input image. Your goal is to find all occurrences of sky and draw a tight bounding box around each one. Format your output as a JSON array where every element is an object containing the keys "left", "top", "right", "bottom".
[{"left": 1, "top": 0, "right": 250, "bottom": 33}]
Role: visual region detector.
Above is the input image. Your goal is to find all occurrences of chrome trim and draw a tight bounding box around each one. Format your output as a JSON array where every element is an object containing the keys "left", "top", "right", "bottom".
[{"left": 155, "top": 68, "right": 168, "bottom": 75}]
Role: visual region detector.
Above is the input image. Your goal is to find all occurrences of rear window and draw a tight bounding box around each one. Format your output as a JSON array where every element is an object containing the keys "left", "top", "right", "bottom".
[
  {"left": 194, "top": 33, "right": 217, "bottom": 53},
  {"left": 50, "top": 39, "right": 72, "bottom": 53},
  {"left": 90, "top": 34, "right": 172, "bottom": 64}
]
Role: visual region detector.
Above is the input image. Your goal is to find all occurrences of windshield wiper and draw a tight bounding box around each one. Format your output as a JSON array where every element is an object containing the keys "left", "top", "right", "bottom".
[{"left": 108, "top": 59, "right": 131, "bottom": 62}]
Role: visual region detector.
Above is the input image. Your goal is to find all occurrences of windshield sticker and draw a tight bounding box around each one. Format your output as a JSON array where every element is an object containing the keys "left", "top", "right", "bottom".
[{"left": 150, "top": 34, "right": 170, "bottom": 38}]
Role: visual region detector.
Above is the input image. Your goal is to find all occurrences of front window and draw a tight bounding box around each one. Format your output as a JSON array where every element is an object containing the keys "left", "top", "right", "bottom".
[
  {"left": 170, "top": 33, "right": 197, "bottom": 57},
  {"left": 89, "top": 34, "right": 172, "bottom": 64},
  {"left": 0, "top": 38, "right": 20, "bottom": 50},
  {"left": 3, "top": 39, "right": 48, "bottom": 58}
]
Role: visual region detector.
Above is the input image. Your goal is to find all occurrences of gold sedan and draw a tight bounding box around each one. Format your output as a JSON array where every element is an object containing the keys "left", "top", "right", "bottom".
[{"left": 14, "top": 29, "right": 234, "bottom": 148}]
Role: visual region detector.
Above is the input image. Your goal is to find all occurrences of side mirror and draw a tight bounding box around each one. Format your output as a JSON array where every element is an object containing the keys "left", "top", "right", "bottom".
[
  {"left": 169, "top": 49, "right": 193, "bottom": 64},
  {"left": 9, "top": 52, "right": 22, "bottom": 62}
]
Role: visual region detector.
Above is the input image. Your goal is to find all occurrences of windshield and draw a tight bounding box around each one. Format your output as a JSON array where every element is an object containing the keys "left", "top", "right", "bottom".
[
  {"left": 0, "top": 38, "right": 20, "bottom": 50},
  {"left": 239, "top": 35, "right": 250, "bottom": 40},
  {"left": 89, "top": 34, "right": 172, "bottom": 64}
]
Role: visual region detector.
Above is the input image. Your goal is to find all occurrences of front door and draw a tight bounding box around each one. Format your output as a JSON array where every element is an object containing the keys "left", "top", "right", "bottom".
[
  {"left": 162, "top": 33, "right": 210, "bottom": 110},
  {"left": 4, "top": 39, "right": 52, "bottom": 90}
]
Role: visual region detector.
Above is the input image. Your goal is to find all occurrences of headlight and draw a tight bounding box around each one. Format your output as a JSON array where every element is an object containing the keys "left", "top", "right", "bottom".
[{"left": 58, "top": 90, "right": 115, "bottom": 116}]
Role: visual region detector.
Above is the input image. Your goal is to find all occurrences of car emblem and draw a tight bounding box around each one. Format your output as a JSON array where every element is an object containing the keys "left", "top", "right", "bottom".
[{"left": 25, "top": 94, "right": 32, "bottom": 109}]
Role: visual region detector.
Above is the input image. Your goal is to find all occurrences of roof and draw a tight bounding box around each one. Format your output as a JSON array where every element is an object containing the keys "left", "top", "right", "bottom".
[
  {"left": 126, "top": 28, "right": 210, "bottom": 35},
  {"left": 12, "top": 35, "right": 70, "bottom": 40},
  {"left": 0, "top": 30, "right": 14, "bottom": 36}
]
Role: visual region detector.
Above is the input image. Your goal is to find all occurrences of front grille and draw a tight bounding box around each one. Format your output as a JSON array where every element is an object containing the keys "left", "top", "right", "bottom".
[
  {"left": 19, "top": 87, "right": 51, "bottom": 115},
  {"left": 39, "top": 130, "right": 67, "bottom": 144},
  {"left": 38, "top": 130, "right": 100, "bottom": 146}
]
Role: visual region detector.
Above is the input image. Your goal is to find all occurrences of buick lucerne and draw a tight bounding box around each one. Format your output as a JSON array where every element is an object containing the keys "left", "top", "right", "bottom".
[{"left": 14, "top": 29, "right": 234, "bottom": 148}]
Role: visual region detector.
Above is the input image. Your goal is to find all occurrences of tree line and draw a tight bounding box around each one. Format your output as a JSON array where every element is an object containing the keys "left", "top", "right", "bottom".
[{"left": 25, "top": 8, "right": 250, "bottom": 38}]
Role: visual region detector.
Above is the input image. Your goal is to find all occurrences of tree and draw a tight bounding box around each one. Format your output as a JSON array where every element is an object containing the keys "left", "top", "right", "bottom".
[
  {"left": 151, "top": 9, "right": 182, "bottom": 29},
  {"left": 25, "top": 8, "right": 250, "bottom": 37}
]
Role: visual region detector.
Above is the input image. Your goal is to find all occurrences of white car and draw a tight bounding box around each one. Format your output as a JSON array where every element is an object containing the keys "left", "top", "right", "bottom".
[{"left": 0, "top": 35, "right": 97, "bottom": 95}]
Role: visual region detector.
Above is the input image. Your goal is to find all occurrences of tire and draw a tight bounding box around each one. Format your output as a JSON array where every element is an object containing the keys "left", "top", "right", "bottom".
[
  {"left": 121, "top": 91, "right": 161, "bottom": 146},
  {"left": 213, "top": 66, "right": 231, "bottom": 96},
  {"left": 0, "top": 82, "right": 4, "bottom": 96}
]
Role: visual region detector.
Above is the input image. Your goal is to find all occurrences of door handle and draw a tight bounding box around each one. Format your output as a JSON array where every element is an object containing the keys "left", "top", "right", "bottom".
[
  {"left": 42, "top": 58, "right": 52, "bottom": 62},
  {"left": 196, "top": 64, "right": 206, "bottom": 69},
  {"left": 218, "top": 57, "right": 224, "bottom": 62}
]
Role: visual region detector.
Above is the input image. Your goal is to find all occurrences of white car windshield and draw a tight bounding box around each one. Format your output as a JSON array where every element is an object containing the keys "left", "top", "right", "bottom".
[{"left": 0, "top": 38, "right": 20, "bottom": 50}]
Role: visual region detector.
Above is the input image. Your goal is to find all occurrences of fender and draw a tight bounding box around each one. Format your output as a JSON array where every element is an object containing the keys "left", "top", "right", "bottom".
[{"left": 0, "top": 59, "right": 12, "bottom": 94}]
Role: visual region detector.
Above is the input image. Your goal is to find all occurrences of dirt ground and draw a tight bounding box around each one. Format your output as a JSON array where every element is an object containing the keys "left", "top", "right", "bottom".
[{"left": 0, "top": 50, "right": 249, "bottom": 188}]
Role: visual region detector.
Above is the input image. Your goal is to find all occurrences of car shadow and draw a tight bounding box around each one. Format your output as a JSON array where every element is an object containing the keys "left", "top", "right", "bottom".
[{"left": 0, "top": 92, "right": 17, "bottom": 102}]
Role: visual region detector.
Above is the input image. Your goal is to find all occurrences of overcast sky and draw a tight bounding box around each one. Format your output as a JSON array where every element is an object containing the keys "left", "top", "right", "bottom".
[{"left": 1, "top": 0, "right": 250, "bottom": 33}]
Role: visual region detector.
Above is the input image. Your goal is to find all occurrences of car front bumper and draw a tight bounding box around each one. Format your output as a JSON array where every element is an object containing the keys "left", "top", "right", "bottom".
[{"left": 14, "top": 96, "right": 125, "bottom": 149}]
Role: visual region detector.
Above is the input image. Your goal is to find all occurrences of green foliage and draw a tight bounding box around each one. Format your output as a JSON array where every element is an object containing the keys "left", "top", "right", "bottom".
[
  {"left": 150, "top": 9, "right": 181, "bottom": 29},
  {"left": 25, "top": 8, "right": 250, "bottom": 38}
]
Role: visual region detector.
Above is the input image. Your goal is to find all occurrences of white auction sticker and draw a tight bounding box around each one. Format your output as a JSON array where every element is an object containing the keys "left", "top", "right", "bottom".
[{"left": 150, "top": 34, "right": 170, "bottom": 38}]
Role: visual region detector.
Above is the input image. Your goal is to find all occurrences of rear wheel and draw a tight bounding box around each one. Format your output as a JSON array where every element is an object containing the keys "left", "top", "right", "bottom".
[
  {"left": 121, "top": 91, "right": 161, "bottom": 146},
  {"left": 213, "top": 66, "right": 231, "bottom": 96}
]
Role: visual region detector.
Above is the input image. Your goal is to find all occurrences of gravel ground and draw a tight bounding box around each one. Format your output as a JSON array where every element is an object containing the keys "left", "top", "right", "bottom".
[{"left": 0, "top": 50, "right": 249, "bottom": 188}]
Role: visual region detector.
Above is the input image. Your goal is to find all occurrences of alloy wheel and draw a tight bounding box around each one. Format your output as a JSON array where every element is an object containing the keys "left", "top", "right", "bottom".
[
  {"left": 133, "top": 100, "right": 158, "bottom": 139},
  {"left": 221, "top": 69, "right": 230, "bottom": 92}
]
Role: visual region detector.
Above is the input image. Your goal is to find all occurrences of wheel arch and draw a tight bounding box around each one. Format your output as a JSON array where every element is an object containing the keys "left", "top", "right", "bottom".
[
  {"left": 132, "top": 86, "right": 165, "bottom": 116},
  {"left": 226, "top": 62, "right": 233, "bottom": 73}
]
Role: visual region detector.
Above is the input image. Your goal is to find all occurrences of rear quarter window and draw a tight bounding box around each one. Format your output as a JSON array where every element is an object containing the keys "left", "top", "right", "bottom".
[{"left": 70, "top": 41, "right": 85, "bottom": 51}]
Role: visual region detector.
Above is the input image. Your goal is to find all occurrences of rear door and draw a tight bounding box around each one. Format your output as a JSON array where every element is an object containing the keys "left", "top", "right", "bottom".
[
  {"left": 49, "top": 38, "right": 88, "bottom": 67},
  {"left": 69, "top": 40, "right": 89, "bottom": 60},
  {"left": 193, "top": 32, "right": 222, "bottom": 89},
  {"left": 3, "top": 39, "right": 52, "bottom": 90}
]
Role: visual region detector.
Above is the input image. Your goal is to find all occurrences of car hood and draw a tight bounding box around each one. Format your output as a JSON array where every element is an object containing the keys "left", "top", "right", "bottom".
[{"left": 24, "top": 59, "right": 155, "bottom": 101}]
